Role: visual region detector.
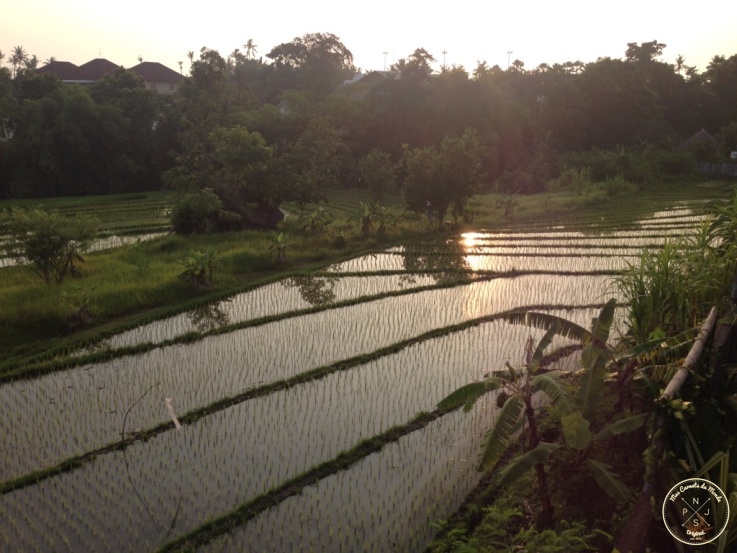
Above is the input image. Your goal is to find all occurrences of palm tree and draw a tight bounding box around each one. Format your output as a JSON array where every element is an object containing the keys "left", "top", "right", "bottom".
[
  {"left": 178, "top": 60, "right": 183, "bottom": 74},
  {"left": 24, "top": 55, "right": 38, "bottom": 70},
  {"left": 472, "top": 60, "right": 490, "bottom": 80},
  {"left": 675, "top": 54, "right": 685, "bottom": 75},
  {"left": 187, "top": 50, "right": 194, "bottom": 68},
  {"left": 10, "top": 45, "right": 28, "bottom": 77},
  {"left": 244, "top": 39, "right": 257, "bottom": 60},
  {"left": 45, "top": 56, "right": 56, "bottom": 65}
]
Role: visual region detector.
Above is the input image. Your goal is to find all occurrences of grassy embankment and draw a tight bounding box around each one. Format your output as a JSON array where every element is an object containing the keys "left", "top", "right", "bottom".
[{"left": 0, "top": 178, "right": 724, "bottom": 373}]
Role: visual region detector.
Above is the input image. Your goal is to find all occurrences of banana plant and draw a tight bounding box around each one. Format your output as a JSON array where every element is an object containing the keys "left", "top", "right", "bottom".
[
  {"left": 178, "top": 249, "right": 218, "bottom": 288},
  {"left": 299, "top": 206, "right": 334, "bottom": 234},
  {"left": 439, "top": 299, "right": 650, "bottom": 518},
  {"left": 269, "top": 231, "right": 292, "bottom": 264}
]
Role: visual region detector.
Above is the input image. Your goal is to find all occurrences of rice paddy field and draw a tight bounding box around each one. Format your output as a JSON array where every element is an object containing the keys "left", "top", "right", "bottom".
[
  {"left": 0, "top": 192, "right": 172, "bottom": 268},
  {"left": 0, "top": 194, "right": 726, "bottom": 552}
]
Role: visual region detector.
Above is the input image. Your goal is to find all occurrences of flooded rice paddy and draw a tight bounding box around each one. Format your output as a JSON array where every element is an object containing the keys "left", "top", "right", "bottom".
[{"left": 0, "top": 205, "right": 710, "bottom": 552}]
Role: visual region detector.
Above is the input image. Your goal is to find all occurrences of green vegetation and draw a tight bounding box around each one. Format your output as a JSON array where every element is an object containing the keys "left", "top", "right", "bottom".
[
  {"left": 429, "top": 187, "right": 737, "bottom": 552},
  {"left": 2, "top": 185, "right": 734, "bottom": 551},
  {"left": 1, "top": 207, "right": 98, "bottom": 283},
  {"left": 2, "top": 31, "right": 737, "bottom": 551},
  {"left": 0, "top": 181, "right": 723, "bottom": 369}
]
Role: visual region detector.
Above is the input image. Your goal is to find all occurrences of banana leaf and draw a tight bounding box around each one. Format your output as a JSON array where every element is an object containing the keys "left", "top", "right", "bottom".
[
  {"left": 530, "top": 373, "right": 574, "bottom": 416},
  {"left": 586, "top": 459, "right": 632, "bottom": 504},
  {"left": 494, "top": 442, "right": 560, "bottom": 488},
  {"left": 437, "top": 377, "right": 505, "bottom": 412},
  {"left": 561, "top": 410, "right": 592, "bottom": 450},
  {"left": 592, "top": 413, "right": 650, "bottom": 442},
  {"left": 479, "top": 393, "right": 525, "bottom": 471}
]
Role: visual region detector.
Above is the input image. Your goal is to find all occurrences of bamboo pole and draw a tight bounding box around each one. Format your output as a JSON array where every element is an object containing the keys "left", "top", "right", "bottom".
[
  {"left": 659, "top": 306, "right": 718, "bottom": 401},
  {"left": 616, "top": 307, "right": 718, "bottom": 553}
]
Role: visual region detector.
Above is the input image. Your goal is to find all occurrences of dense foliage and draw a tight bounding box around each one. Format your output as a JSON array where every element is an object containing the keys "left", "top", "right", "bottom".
[{"left": 1, "top": 38, "right": 736, "bottom": 224}]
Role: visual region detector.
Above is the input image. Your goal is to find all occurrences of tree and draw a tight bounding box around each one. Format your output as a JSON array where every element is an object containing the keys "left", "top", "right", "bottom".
[
  {"left": 209, "top": 125, "right": 281, "bottom": 227},
  {"left": 675, "top": 54, "right": 685, "bottom": 75},
  {"left": 703, "top": 54, "right": 737, "bottom": 127},
  {"left": 165, "top": 48, "right": 230, "bottom": 192},
  {"left": 392, "top": 48, "right": 436, "bottom": 82},
  {"left": 625, "top": 40, "right": 666, "bottom": 64},
  {"left": 358, "top": 149, "right": 396, "bottom": 201},
  {"left": 10, "top": 45, "right": 29, "bottom": 78},
  {"left": 266, "top": 32, "right": 354, "bottom": 97},
  {"left": 244, "top": 39, "right": 258, "bottom": 60},
  {"left": 578, "top": 57, "right": 666, "bottom": 148},
  {"left": 91, "top": 68, "right": 168, "bottom": 190},
  {"left": 403, "top": 128, "right": 485, "bottom": 227},
  {"left": 279, "top": 116, "right": 342, "bottom": 205},
  {"left": 1, "top": 208, "right": 98, "bottom": 284}
]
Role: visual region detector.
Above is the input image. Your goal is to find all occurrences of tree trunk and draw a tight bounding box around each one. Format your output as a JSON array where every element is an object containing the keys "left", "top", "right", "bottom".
[{"left": 526, "top": 401, "right": 554, "bottom": 526}]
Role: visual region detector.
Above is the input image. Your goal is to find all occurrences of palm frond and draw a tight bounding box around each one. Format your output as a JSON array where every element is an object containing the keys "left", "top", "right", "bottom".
[{"left": 479, "top": 394, "right": 525, "bottom": 471}]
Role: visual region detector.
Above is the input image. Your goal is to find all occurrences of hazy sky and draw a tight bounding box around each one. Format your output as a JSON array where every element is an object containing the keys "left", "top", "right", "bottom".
[{"left": 5, "top": 0, "right": 736, "bottom": 75}]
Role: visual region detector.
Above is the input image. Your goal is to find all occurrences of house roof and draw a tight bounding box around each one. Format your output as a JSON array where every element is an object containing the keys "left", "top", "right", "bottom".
[
  {"left": 77, "top": 58, "right": 121, "bottom": 80},
  {"left": 128, "top": 62, "right": 183, "bottom": 83},
  {"left": 678, "top": 129, "right": 719, "bottom": 150},
  {"left": 36, "top": 58, "right": 182, "bottom": 89},
  {"left": 343, "top": 71, "right": 400, "bottom": 86},
  {"left": 36, "top": 61, "right": 82, "bottom": 80}
]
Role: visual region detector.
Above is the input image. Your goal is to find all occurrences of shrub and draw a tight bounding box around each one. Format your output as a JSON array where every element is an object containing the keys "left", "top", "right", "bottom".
[
  {"left": 1, "top": 207, "right": 99, "bottom": 284},
  {"left": 170, "top": 188, "right": 241, "bottom": 235}
]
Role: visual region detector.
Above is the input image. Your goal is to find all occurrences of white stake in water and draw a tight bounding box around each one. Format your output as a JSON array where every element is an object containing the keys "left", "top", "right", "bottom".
[{"left": 164, "top": 397, "right": 182, "bottom": 430}]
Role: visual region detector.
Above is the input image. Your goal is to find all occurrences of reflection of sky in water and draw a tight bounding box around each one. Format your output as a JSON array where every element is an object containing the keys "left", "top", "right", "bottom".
[
  {"left": 89, "top": 274, "right": 440, "bottom": 351},
  {"left": 0, "top": 209, "right": 702, "bottom": 550}
]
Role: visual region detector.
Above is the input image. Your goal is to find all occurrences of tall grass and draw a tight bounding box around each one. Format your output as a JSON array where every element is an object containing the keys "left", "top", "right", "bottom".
[{"left": 613, "top": 222, "right": 736, "bottom": 343}]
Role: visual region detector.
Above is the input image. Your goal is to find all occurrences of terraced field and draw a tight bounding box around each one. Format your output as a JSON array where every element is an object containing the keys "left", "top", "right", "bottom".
[
  {"left": 0, "top": 200, "right": 716, "bottom": 552},
  {"left": 0, "top": 192, "right": 173, "bottom": 268}
]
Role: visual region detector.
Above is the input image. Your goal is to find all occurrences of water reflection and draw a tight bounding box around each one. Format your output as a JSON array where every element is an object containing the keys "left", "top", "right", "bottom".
[
  {"left": 186, "top": 301, "right": 231, "bottom": 333},
  {"left": 282, "top": 275, "right": 340, "bottom": 306},
  {"left": 401, "top": 239, "right": 471, "bottom": 284}
]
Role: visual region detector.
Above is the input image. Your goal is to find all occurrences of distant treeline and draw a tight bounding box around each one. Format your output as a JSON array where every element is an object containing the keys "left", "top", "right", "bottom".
[{"left": 0, "top": 36, "right": 735, "bottom": 200}]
